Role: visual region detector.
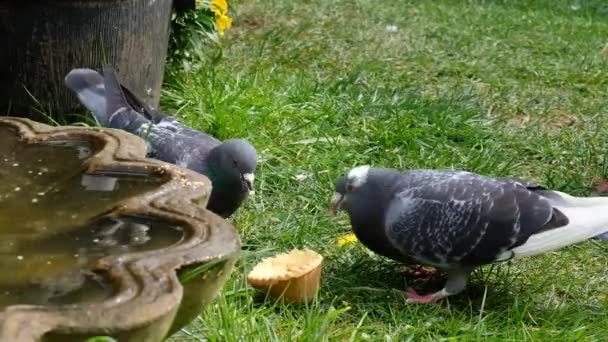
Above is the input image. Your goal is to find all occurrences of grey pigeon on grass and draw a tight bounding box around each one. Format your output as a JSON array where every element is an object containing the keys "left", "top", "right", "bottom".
[
  {"left": 330, "top": 166, "right": 608, "bottom": 304},
  {"left": 65, "top": 65, "right": 257, "bottom": 218}
]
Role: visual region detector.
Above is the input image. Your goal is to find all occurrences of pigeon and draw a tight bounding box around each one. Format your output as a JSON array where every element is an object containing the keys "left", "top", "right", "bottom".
[
  {"left": 64, "top": 65, "right": 257, "bottom": 218},
  {"left": 329, "top": 165, "right": 608, "bottom": 304}
]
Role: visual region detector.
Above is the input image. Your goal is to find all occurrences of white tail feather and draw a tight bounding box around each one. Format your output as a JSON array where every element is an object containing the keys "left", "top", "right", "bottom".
[
  {"left": 511, "top": 194, "right": 608, "bottom": 258},
  {"left": 551, "top": 191, "right": 608, "bottom": 207}
]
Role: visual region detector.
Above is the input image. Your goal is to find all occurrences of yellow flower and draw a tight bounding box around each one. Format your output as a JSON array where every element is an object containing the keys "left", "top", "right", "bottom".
[
  {"left": 210, "top": 0, "right": 232, "bottom": 35},
  {"left": 214, "top": 13, "right": 232, "bottom": 35},
  {"left": 212, "top": 0, "right": 228, "bottom": 13},
  {"left": 336, "top": 233, "right": 358, "bottom": 247}
]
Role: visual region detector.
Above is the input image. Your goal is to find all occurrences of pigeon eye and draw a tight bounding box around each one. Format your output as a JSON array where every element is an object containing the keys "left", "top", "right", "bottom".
[{"left": 345, "top": 183, "right": 354, "bottom": 192}]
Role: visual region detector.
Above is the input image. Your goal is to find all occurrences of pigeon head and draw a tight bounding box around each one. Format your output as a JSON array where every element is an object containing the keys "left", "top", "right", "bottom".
[
  {"left": 213, "top": 139, "right": 258, "bottom": 193},
  {"left": 329, "top": 166, "right": 406, "bottom": 260},
  {"left": 329, "top": 165, "right": 400, "bottom": 216}
]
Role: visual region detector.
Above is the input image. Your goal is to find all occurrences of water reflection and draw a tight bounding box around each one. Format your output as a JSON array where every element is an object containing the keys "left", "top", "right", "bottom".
[
  {"left": 0, "top": 127, "right": 185, "bottom": 308},
  {"left": 81, "top": 174, "right": 118, "bottom": 192}
]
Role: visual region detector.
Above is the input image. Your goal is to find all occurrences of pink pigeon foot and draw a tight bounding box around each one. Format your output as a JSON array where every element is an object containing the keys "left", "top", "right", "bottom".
[{"left": 403, "top": 287, "right": 445, "bottom": 304}]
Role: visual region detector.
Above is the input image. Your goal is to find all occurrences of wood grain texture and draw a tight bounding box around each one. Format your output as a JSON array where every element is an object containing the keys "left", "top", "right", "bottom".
[{"left": 0, "top": 0, "right": 173, "bottom": 120}]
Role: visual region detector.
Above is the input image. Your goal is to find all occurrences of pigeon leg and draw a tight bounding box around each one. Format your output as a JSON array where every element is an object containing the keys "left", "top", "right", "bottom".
[{"left": 404, "top": 268, "right": 471, "bottom": 304}]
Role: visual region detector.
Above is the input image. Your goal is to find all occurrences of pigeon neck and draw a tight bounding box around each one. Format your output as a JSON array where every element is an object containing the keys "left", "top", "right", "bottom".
[
  {"left": 204, "top": 162, "right": 237, "bottom": 187},
  {"left": 349, "top": 178, "right": 405, "bottom": 260},
  {"left": 350, "top": 207, "right": 403, "bottom": 260},
  {"left": 205, "top": 148, "right": 241, "bottom": 187},
  {"left": 202, "top": 155, "right": 246, "bottom": 218}
]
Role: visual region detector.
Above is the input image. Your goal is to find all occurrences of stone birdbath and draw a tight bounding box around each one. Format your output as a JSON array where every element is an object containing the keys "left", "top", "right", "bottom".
[{"left": 0, "top": 117, "right": 240, "bottom": 342}]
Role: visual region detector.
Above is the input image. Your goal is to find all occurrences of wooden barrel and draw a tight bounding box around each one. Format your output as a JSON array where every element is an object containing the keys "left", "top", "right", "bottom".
[{"left": 0, "top": 0, "right": 174, "bottom": 121}]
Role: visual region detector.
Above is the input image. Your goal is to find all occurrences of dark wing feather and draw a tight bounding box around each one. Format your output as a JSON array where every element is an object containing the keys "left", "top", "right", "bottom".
[
  {"left": 120, "top": 84, "right": 168, "bottom": 123},
  {"left": 385, "top": 171, "right": 566, "bottom": 267},
  {"left": 102, "top": 65, "right": 150, "bottom": 133}
]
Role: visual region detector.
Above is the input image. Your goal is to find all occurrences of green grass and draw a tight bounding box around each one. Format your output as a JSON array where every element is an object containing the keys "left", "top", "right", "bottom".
[{"left": 163, "top": 0, "right": 608, "bottom": 340}]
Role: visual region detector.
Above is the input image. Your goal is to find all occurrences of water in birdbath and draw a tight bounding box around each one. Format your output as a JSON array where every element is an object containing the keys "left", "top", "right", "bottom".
[{"left": 0, "top": 127, "right": 185, "bottom": 308}]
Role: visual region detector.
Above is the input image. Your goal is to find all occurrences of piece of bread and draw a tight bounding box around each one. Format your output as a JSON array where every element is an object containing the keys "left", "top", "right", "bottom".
[{"left": 247, "top": 248, "right": 323, "bottom": 304}]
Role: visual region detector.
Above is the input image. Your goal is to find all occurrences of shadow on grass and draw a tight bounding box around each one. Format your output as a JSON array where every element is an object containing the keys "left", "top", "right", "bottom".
[{"left": 321, "top": 254, "right": 540, "bottom": 312}]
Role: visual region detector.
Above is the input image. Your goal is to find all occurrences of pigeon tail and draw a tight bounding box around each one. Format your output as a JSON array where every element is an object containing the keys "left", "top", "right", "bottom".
[
  {"left": 510, "top": 193, "right": 608, "bottom": 257},
  {"left": 64, "top": 69, "right": 108, "bottom": 124},
  {"left": 548, "top": 191, "right": 608, "bottom": 207},
  {"left": 102, "top": 65, "right": 150, "bottom": 133},
  {"left": 65, "top": 66, "right": 164, "bottom": 125},
  {"left": 545, "top": 191, "right": 608, "bottom": 241}
]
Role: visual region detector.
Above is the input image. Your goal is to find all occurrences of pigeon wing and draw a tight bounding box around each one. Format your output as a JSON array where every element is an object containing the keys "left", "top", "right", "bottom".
[
  {"left": 384, "top": 171, "right": 567, "bottom": 267},
  {"left": 102, "top": 65, "right": 151, "bottom": 133},
  {"left": 138, "top": 117, "right": 221, "bottom": 171}
]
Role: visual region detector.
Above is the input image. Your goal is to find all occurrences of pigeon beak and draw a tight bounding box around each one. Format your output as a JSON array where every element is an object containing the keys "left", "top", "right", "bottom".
[
  {"left": 243, "top": 173, "right": 255, "bottom": 195},
  {"left": 328, "top": 192, "right": 344, "bottom": 216}
]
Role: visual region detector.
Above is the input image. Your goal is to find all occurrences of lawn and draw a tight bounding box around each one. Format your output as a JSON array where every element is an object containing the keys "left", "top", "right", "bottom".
[{"left": 164, "top": 0, "right": 608, "bottom": 340}]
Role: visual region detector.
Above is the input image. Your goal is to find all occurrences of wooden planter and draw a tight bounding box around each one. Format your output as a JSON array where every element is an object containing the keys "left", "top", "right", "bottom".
[{"left": 0, "top": 0, "right": 173, "bottom": 120}]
